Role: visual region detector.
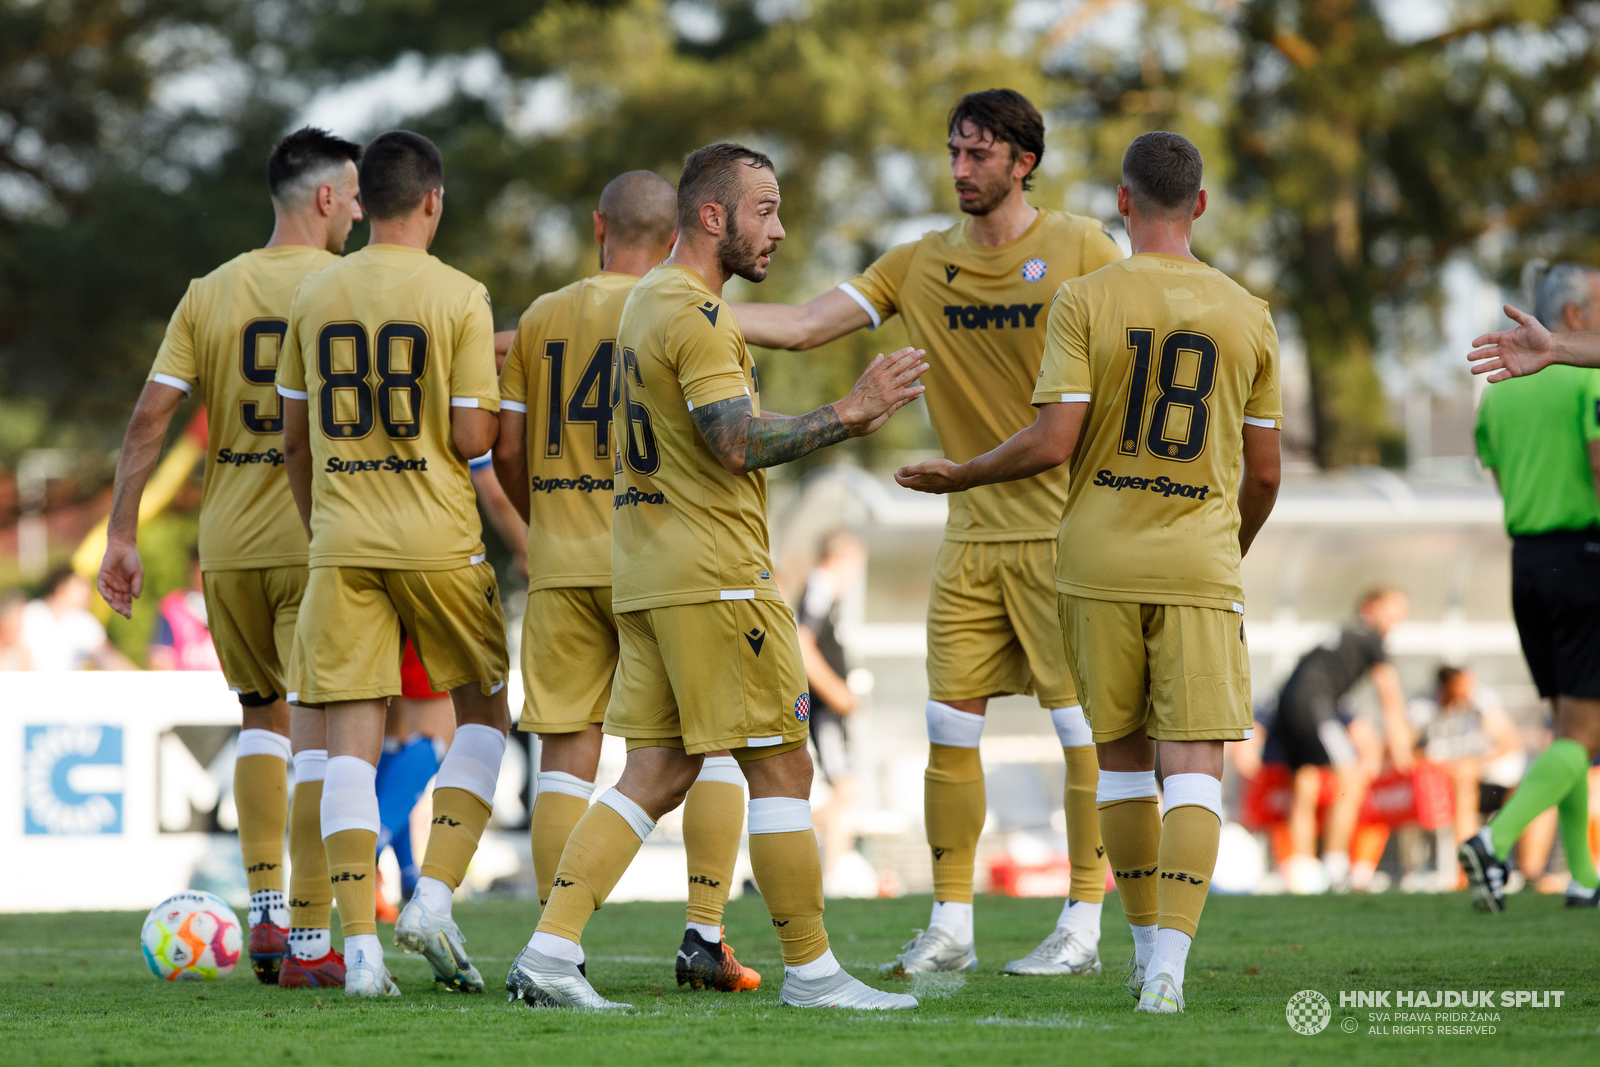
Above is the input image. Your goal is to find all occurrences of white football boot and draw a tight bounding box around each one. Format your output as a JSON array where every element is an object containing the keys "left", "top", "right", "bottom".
[
  {"left": 506, "top": 947, "right": 631, "bottom": 1011},
  {"left": 1135, "top": 970, "right": 1184, "bottom": 1014},
  {"left": 877, "top": 928, "right": 977, "bottom": 977},
  {"left": 1004, "top": 928, "right": 1101, "bottom": 976},
  {"left": 344, "top": 951, "right": 401, "bottom": 997},
  {"left": 394, "top": 896, "right": 483, "bottom": 993},
  {"left": 1122, "top": 953, "right": 1146, "bottom": 1000},
  {"left": 781, "top": 968, "right": 919, "bottom": 1010}
]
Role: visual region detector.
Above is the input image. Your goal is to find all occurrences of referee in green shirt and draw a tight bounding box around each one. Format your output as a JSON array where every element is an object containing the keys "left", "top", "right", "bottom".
[{"left": 1460, "top": 262, "right": 1600, "bottom": 913}]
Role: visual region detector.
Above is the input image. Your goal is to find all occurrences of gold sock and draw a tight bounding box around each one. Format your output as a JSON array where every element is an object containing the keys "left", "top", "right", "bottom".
[
  {"left": 1158, "top": 804, "right": 1221, "bottom": 938},
  {"left": 1063, "top": 746, "right": 1106, "bottom": 904},
  {"left": 925, "top": 743, "right": 984, "bottom": 904},
  {"left": 536, "top": 802, "right": 647, "bottom": 943},
  {"left": 530, "top": 791, "right": 590, "bottom": 907},
  {"left": 235, "top": 754, "right": 288, "bottom": 894},
  {"left": 324, "top": 829, "right": 378, "bottom": 938},
  {"left": 288, "top": 779, "right": 332, "bottom": 930},
  {"left": 749, "top": 829, "right": 828, "bottom": 966},
  {"left": 419, "top": 787, "right": 493, "bottom": 890},
  {"left": 1099, "top": 797, "right": 1161, "bottom": 927},
  {"left": 683, "top": 779, "right": 744, "bottom": 927}
]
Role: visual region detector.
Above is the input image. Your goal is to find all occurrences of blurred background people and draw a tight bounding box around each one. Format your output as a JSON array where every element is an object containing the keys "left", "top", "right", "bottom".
[
  {"left": 147, "top": 547, "right": 221, "bottom": 671},
  {"left": 1407, "top": 666, "right": 1524, "bottom": 849},
  {"left": 1264, "top": 588, "right": 1411, "bottom": 892},
  {"left": 0, "top": 593, "right": 34, "bottom": 670},
  {"left": 797, "top": 528, "right": 867, "bottom": 892},
  {"left": 22, "top": 567, "right": 135, "bottom": 672}
]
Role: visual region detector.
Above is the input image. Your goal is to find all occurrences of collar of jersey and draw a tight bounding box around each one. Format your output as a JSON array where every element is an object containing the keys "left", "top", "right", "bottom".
[
  {"left": 363, "top": 243, "right": 428, "bottom": 254},
  {"left": 957, "top": 207, "right": 1046, "bottom": 254}
]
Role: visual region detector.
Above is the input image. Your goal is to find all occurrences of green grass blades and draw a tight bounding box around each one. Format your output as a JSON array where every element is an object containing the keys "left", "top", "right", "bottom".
[{"left": 0, "top": 893, "right": 1593, "bottom": 1066}]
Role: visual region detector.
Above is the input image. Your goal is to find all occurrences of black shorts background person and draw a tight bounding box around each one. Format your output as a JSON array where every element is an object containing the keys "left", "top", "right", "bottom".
[
  {"left": 1271, "top": 589, "right": 1410, "bottom": 891},
  {"left": 796, "top": 529, "right": 866, "bottom": 889}
]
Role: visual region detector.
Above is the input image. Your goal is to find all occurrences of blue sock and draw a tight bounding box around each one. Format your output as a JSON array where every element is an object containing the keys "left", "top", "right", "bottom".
[
  {"left": 376, "top": 734, "right": 441, "bottom": 858},
  {"left": 373, "top": 738, "right": 403, "bottom": 854},
  {"left": 393, "top": 825, "right": 419, "bottom": 899}
]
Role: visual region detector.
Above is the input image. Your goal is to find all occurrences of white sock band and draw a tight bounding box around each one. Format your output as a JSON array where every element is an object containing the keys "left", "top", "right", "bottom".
[
  {"left": 1162, "top": 772, "right": 1223, "bottom": 821},
  {"left": 529, "top": 930, "right": 584, "bottom": 964},
  {"left": 433, "top": 723, "right": 506, "bottom": 804},
  {"left": 597, "top": 788, "right": 656, "bottom": 841},
  {"left": 747, "top": 796, "right": 812, "bottom": 835},
  {"left": 786, "top": 947, "right": 840, "bottom": 980},
  {"left": 237, "top": 728, "right": 292, "bottom": 762},
  {"left": 1049, "top": 706, "right": 1094, "bottom": 749},
  {"left": 686, "top": 921, "right": 722, "bottom": 942},
  {"left": 695, "top": 755, "right": 744, "bottom": 787},
  {"left": 1096, "top": 769, "right": 1158, "bottom": 803},
  {"left": 292, "top": 748, "right": 327, "bottom": 785},
  {"left": 925, "top": 700, "right": 985, "bottom": 748},
  {"left": 320, "top": 755, "right": 379, "bottom": 838},
  {"left": 537, "top": 770, "right": 596, "bottom": 800}
]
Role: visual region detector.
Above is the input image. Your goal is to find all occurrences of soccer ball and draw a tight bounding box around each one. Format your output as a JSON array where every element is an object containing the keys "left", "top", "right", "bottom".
[{"left": 141, "top": 890, "right": 242, "bottom": 981}]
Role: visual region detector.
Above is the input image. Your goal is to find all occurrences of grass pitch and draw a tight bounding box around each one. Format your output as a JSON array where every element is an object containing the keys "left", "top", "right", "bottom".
[{"left": 0, "top": 891, "right": 1593, "bottom": 1066}]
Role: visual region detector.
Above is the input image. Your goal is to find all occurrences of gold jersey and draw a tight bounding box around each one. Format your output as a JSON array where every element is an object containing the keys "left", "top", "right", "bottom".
[
  {"left": 276, "top": 244, "right": 501, "bottom": 570},
  {"left": 611, "top": 264, "right": 780, "bottom": 612},
  {"left": 843, "top": 209, "right": 1123, "bottom": 541},
  {"left": 500, "top": 272, "right": 637, "bottom": 591},
  {"left": 148, "top": 246, "right": 336, "bottom": 571},
  {"left": 1032, "top": 253, "right": 1282, "bottom": 610}
]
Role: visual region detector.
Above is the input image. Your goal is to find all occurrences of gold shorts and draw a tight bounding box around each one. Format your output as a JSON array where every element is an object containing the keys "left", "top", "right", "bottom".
[
  {"left": 519, "top": 586, "right": 616, "bottom": 734},
  {"left": 1058, "top": 594, "right": 1251, "bottom": 743},
  {"left": 926, "top": 539, "right": 1076, "bottom": 707},
  {"left": 202, "top": 566, "right": 308, "bottom": 703},
  {"left": 290, "top": 563, "right": 509, "bottom": 704},
  {"left": 606, "top": 598, "right": 809, "bottom": 758}
]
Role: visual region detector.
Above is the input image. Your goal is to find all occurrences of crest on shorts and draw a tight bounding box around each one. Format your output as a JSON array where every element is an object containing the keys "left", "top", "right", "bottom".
[
  {"left": 1022, "top": 258, "right": 1048, "bottom": 282},
  {"left": 794, "top": 694, "right": 810, "bottom": 723}
]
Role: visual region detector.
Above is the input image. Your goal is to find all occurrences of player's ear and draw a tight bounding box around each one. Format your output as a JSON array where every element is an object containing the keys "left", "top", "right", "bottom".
[
  {"left": 699, "top": 201, "right": 722, "bottom": 237},
  {"left": 1192, "top": 190, "right": 1208, "bottom": 221},
  {"left": 1116, "top": 185, "right": 1131, "bottom": 218},
  {"left": 1013, "top": 150, "right": 1037, "bottom": 183},
  {"left": 593, "top": 211, "right": 607, "bottom": 247}
]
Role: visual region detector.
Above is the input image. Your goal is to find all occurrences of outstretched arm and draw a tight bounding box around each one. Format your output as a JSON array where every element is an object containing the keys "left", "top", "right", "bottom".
[
  {"left": 1469, "top": 304, "right": 1600, "bottom": 381},
  {"left": 733, "top": 288, "right": 874, "bottom": 351},
  {"left": 97, "top": 381, "right": 186, "bottom": 618},
  {"left": 691, "top": 346, "right": 927, "bottom": 475},
  {"left": 894, "top": 402, "right": 1086, "bottom": 495}
]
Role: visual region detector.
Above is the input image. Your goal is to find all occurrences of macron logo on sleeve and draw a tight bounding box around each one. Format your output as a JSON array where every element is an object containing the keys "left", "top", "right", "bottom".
[{"left": 697, "top": 301, "right": 720, "bottom": 326}]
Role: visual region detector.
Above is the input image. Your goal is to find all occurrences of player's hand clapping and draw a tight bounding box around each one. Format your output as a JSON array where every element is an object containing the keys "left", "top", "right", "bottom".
[
  {"left": 834, "top": 347, "right": 928, "bottom": 437},
  {"left": 1469, "top": 304, "right": 1556, "bottom": 382},
  {"left": 893, "top": 457, "right": 965, "bottom": 494}
]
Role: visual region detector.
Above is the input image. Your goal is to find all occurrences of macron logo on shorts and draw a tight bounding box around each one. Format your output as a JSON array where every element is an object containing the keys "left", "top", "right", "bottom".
[{"left": 744, "top": 628, "right": 765, "bottom": 656}]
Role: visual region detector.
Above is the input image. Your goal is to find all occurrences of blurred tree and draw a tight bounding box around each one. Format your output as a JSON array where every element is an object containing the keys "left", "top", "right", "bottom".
[{"left": 1229, "top": 0, "right": 1600, "bottom": 467}]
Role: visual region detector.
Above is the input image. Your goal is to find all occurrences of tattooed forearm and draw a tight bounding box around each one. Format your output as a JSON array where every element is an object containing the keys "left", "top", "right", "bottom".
[{"left": 691, "top": 395, "right": 850, "bottom": 474}]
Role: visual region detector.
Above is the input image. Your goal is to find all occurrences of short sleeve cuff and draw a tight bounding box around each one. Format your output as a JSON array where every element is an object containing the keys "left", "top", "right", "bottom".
[
  {"left": 451, "top": 396, "right": 501, "bottom": 412},
  {"left": 1243, "top": 415, "right": 1280, "bottom": 429},
  {"left": 1033, "top": 390, "right": 1090, "bottom": 405},
  {"left": 837, "top": 283, "right": 882, "bottom": 330},
  {"left": 151, "top": 373, "right": 193, "bottom": 396},
  {"left": 684, "top": 383, "right": 751, "bottom": 412},
  {"left": 500, "top": 399, "right": 528, "bottom": 413},
  {"left": 276, "top": 385, "right": 309, "bottom": 401}
]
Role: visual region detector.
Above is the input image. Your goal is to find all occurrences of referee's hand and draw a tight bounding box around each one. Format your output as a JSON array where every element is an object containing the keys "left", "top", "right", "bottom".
[{"left": 1469, "top": 304, "right": 1555, "bottom": 382}]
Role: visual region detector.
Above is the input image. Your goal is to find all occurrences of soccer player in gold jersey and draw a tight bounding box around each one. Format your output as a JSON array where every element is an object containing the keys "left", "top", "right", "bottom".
[
  {"left": 506, "top": 143, "right": 927, "bottom": 1011},
  {"left": 898, "top": 131, "right": 1282, "bottom": 1015},
  {"left": 734, "top": 89, "right": 1121, "bottom": 976},
  {"left": 98, "top": 127, "right": 363, "bottom": 990},
  {"left": 495, "top": 169, "right": 759, "bottom": 992},
  {"left": 277, "top": 130, "right": 511, "bottom": 997}
]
